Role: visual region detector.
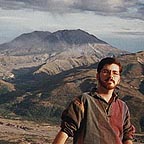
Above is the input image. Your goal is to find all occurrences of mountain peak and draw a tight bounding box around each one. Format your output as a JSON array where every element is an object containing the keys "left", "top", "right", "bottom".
[
  {"left": 46, "top": 29, "right": 106, "bottom": 44},
  {"left": 14, "top": 31, "right": 51, "bottom": 42},
  {"left": 0, "top": 29, "right": 118, "bottom": 55}
]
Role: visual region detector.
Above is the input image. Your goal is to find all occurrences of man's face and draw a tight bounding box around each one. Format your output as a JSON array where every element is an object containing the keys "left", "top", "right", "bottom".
[{"left": 97, "top": 64, "right": 121, "bottom": 90}]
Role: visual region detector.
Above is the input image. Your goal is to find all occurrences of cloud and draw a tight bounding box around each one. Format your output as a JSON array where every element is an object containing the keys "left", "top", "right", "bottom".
[
  {"left": 0, "top": 0, "right": 143, "bottom": 20},
  {"left": 0, "top": 0, "right": 73, "bottom": 12}
]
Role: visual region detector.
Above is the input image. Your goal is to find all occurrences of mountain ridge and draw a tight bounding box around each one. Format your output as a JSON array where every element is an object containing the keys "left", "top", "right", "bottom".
[
  {"left": 0, "top": 29, "right": 127, "bottom": 77},
  {"left": 45, "top": 29, "right": 107, "bottom": 44},
  {"left": 0, "top": 29, "right": 124, "bottom": 56}
]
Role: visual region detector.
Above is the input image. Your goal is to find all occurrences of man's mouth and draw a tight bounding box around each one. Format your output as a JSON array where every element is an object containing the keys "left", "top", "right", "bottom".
[{"left": 105, "top": 78, "right": 115, "bottom": 84}]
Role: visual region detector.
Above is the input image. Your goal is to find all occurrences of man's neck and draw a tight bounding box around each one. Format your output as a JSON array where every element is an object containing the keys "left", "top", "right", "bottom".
[{"left": 97, "top": 86, "right": 114, "bottom": 103}]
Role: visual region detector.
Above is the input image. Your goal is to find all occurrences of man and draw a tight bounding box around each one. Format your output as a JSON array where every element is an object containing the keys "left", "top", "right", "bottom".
[{"left": 53, "top": 57, "right": 135, "bottom": 144}]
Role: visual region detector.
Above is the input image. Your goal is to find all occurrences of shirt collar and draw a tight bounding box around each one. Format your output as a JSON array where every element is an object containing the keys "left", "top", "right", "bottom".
[{"left": 90, "top": 87, "right": 118, "bottom": 102}]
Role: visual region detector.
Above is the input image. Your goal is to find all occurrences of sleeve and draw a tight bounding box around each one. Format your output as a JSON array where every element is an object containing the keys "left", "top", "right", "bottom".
[
  {"left": 60, "top": 96, "right": 85, "bottom": 137},
  {"left": 122, "top": 104, "right": 135, "bottom": 142}
]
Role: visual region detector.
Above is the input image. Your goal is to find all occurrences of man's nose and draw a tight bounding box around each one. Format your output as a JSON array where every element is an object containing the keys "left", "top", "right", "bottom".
[
  {"left": 108, "top": 71, "right": 114, "bottom": 78},
  {"left": 108, "top": 71, "right": 113, "bottom": 76}
]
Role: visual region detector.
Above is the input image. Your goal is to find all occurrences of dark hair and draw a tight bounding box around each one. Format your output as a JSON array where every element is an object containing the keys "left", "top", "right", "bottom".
[{"left": 97, "top": 57, "right": 122, "bottom": 74}]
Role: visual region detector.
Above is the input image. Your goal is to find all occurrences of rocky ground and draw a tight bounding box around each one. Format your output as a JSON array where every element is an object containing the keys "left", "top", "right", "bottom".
[
  {"left": 0, "top": 117, "right": 66, "bottom": 144},
  {"left": 0, "top": 117, "right": 143, "bottom": 144}
]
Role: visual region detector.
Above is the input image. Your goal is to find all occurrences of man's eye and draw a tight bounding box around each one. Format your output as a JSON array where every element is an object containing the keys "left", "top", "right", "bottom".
[
  {"left": 101, "top": 69, "right": 120, "bottom": 76},
  {"left": 102, "top": 70, "right": 109, "bottom": 73},
  {"left": 113, "top": 72, "right": 119, "bottom": 75}
]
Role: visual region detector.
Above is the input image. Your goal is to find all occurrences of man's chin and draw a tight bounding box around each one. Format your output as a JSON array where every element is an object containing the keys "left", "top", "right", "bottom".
[
  {"left": 102, "top": 83, "right": 116, "bottom": 90},
  {"left": 105, "top": 84, "right": 117, "bottom": 90},
  {"left": 99, "top": 79, "right": 117, "bottom": 90},
  {"left": 106, "top": 86, "right": 115, "bottom": 90}
]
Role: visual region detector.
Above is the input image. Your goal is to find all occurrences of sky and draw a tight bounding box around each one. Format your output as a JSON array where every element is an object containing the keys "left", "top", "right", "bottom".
[{"left": 0, "top": 0, "right": 144, "bottom": 52}]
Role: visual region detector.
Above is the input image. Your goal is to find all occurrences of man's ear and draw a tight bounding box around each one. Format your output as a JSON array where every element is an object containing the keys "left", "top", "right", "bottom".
[{"left": 96, "top": 73, "right": 99, "bottom": 80}]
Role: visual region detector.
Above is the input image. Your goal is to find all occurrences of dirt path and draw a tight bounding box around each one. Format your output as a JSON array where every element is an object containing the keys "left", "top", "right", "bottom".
[
  {"left": 0, "top": 118, "right": 61, "bottom": 144},
  {"left": 0, "top": 118, "right": 143, "bottom": 144}
]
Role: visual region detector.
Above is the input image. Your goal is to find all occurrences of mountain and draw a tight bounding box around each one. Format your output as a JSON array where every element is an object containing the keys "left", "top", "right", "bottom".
[
  {"left": 0, "top": 29, "right": 127, "bottom": 77},
  {"left": 0, "top": 29, "right": 143, "bottom": 135},
  {"left": 0, "top": 29, "right": 124, "bottom": 56},
  {"left": 0, "top": 31, "right": 51, "bottom": 55},
  {"left": 45, "top": 29, "right": 106, "bottom": 44}
]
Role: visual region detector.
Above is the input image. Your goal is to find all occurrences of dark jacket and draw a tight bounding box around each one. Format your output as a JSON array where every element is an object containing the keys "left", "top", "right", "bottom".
[{"left": 61, "top": 89, "right": 135, "bottom": 144}]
